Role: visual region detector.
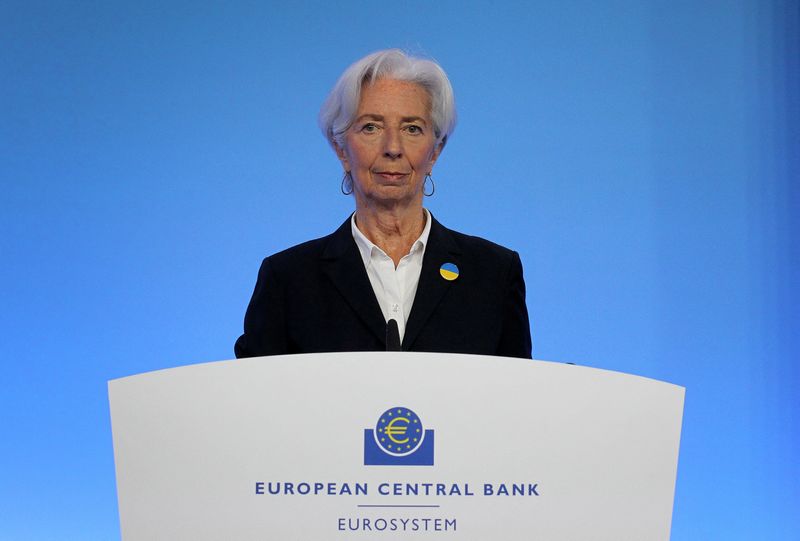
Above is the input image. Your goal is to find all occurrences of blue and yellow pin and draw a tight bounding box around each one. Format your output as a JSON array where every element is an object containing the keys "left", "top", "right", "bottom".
[{"left": 439, "top": 262, "right": 459, "bottom": 281}]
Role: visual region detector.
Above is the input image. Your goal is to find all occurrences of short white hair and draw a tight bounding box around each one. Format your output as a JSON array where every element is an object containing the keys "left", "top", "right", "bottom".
[{"left": 318, "top": 49, "right": 457, "bottom": 148}]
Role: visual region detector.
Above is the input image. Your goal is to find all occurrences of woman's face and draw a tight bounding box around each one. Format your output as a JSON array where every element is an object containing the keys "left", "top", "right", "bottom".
[{"left": 336, "top": 78, "right": 442, "bottom": 208}]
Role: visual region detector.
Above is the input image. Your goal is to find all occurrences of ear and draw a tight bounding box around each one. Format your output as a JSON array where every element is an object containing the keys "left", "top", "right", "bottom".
[
  {"left": 429, "top": 136, "right": 446, "bottom": 167},
  {"left": 332, "top": 139, "right": 350, "bottom": 171}
]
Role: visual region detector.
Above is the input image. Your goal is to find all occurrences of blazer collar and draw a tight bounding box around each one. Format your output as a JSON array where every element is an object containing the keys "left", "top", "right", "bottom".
[
  {"left": 321, "top": 217, "right": 387, "bottom": 345},
  {"left": 402, "top": 215, "right": 462, "bottom": 351}
]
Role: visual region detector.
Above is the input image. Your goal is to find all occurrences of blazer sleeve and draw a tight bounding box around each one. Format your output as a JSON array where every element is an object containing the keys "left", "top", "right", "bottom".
[
  {"left": 234, "top": 258, "right": 288, "bottom": 358},
  {"left": 496, "top": 251, "right": 533, "bottom": 359}
]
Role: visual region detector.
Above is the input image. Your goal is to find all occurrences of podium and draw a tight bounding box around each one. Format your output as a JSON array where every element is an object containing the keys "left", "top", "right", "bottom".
[{"left": 109, "top": 352, "right": 684, "bottom": 540}]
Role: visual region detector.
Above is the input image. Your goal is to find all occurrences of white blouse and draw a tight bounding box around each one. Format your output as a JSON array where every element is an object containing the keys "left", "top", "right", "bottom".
[{"left": 350, "top": 209, "right": 432, "bottom": 343}]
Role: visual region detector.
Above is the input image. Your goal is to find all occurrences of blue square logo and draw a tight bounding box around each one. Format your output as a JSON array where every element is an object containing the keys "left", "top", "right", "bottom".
[{"left": 364, "top": 407, "right": 434, "bottom": 466}]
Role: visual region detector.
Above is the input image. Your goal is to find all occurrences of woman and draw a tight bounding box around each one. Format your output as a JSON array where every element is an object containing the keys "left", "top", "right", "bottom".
[{"left": 235, "top": 49, "right": 531, "bottom": 359}]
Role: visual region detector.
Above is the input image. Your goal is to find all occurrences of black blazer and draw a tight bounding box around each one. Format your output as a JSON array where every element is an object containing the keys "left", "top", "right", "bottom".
[{"left": 235, "top": 216, "right": 532, "bottom": 359}]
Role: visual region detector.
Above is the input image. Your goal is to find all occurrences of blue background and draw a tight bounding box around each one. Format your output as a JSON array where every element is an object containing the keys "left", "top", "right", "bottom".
[{"left": 1, "top": 1, "right": 797, "bottom": 538}]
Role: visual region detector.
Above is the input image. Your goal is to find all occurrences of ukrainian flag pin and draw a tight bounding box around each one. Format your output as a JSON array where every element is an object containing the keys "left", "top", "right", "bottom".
[{"left": 439, "top": 262, "right": 459, "bottom": 281}]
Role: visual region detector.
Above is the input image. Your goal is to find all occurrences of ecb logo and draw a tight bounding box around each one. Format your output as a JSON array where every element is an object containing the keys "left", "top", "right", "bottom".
[{"left": 364, "top": 407, "right": 434, "bottom": 466}]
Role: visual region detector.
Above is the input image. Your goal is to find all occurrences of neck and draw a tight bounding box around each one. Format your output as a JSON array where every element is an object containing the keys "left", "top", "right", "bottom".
[{"left": 354, "top": 204, "right": 426, "bottom": 267}]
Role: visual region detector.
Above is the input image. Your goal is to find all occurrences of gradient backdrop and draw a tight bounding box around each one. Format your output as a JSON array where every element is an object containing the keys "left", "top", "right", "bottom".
[{"left": 1, "top": 1, "right": 798, "bottom": 539}]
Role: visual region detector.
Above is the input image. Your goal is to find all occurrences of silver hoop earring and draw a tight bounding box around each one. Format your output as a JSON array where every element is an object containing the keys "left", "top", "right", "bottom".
[
  {"left": 341, "top": 171, "right": 353, "bottom": 195},
  {"left": 423, "top": 173, "right": 435, "bottom": 197}
]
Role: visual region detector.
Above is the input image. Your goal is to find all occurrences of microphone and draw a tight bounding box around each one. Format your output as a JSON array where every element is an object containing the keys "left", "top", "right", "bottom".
[{"left": 386, "top": 319, "right": 401, "bottom": 351}]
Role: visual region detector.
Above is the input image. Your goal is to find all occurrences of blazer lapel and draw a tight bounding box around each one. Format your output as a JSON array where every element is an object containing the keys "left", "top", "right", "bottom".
[
  {"left": 321, "top": 218, "right": 387, "bottom": 346},
  {"left": 402, "top": 217, "right": 462, "bottom": 351}
]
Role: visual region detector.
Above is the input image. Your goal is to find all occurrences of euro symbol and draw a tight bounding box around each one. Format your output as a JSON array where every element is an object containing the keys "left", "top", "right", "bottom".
[{"left": 384, "top": 417, "right": 410, "bottom": 444}]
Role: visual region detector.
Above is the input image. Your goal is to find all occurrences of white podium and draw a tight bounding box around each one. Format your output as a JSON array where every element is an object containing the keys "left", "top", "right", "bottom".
[{"left": 109, "top": 352, "right": 684, "bottom": 540}]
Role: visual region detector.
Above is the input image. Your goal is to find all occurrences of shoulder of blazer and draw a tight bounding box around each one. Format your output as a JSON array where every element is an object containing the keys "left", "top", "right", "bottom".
[
  {"left": 262, "top": 218, "right": 353, "bottom": 273},
  {"left": 429, "top": 217, "right": 518, "bottom": 264}
]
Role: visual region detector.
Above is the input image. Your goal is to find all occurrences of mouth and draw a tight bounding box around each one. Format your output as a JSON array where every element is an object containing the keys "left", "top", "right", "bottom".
[{"left": 373, "top": 171, "right": 409, "bottom": 181}]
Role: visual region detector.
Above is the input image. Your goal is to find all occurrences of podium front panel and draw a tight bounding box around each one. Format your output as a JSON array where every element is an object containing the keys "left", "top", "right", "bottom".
[{"left": 109, "top": 352, "right": 684, "bottom": 540}]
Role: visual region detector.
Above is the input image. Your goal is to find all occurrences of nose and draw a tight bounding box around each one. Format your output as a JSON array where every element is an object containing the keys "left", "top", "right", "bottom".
[{"left": 382, "top": 128, "right": 402, "bottom": 159}]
